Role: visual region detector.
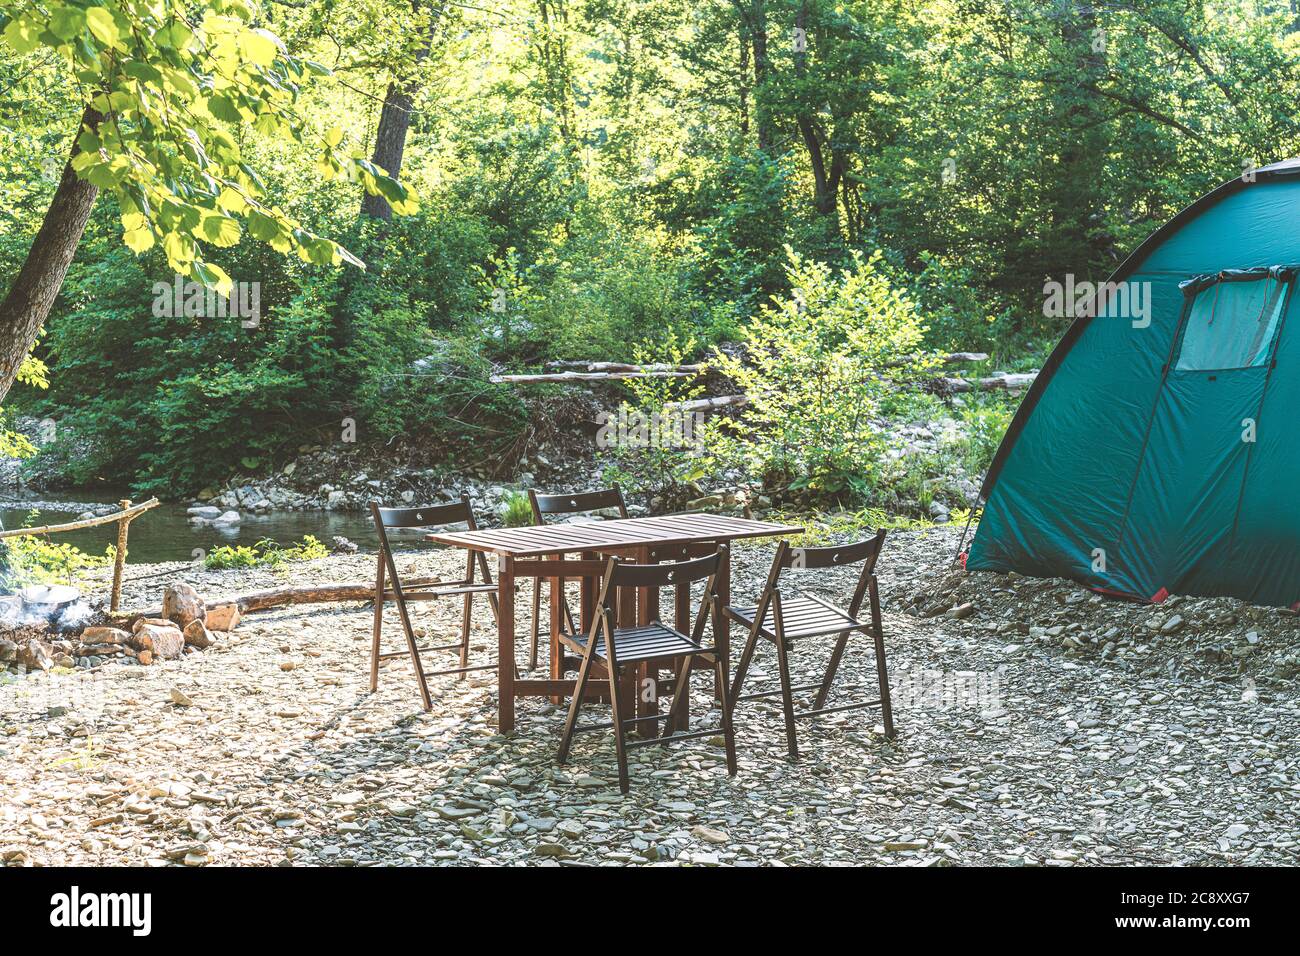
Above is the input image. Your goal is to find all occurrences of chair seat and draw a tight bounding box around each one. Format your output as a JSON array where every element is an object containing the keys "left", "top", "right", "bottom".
[
  {"left": 560, "top": 622, "right": 711, "bottom": 663},
  {"left": 726, "top": 593, "right": 866, "bottom": 639}
]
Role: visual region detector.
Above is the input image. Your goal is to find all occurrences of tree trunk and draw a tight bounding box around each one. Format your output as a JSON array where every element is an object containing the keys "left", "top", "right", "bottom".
[
  {"left": 0, "top": 106, "right": 101, "bottom": 404},
  {"left": 750, "top": 1, "right": 773, "bottom": 152},
  {"left": 360, "top": 4, "right": 442, "bottom": 219},
  {"left": 738, "top": 25, "right": 750, "bottom": 139},
  {"left": 793, "top": 3, "right": 843, "bottom": 221},
  {"left": 361, "top": 84, "right": 419, "bottom": 220}
]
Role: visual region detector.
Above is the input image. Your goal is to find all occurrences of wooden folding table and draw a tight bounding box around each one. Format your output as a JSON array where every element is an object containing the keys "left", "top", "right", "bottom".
[{"left": 426, "top": 513, "right": 802, "bottom": 732}]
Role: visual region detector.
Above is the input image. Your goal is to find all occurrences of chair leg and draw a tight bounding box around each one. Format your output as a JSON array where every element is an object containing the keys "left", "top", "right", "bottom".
[
  {"left": 369, "top": 559, "right": 385, "bottom": 694},
  {"left": 664, "top": 655, "right": 693, "bottom": 741},
  {"left": 728, "top": 625, "right": 761, "bottom": 715},
  {"left": 869, "top": 576, "right": 895, "bottom": 739},
  {"left": 714, "top": 657, "right": 738, "bottom": 776},
  {"left": 774, "top": 636, "right": 799, "bottom": 761},
  {"left": 873, "top": 622, "right": 895, "bottom": 740},
  {"left": 606, "top": 662, "right": 631, "bottom": 794},
  {"left": 814, "top": 629, "right": 852, "bottom": 711},
  {"left": 558, "top": 649, "right": 596, "bottom": 765},
  {"left": 396, "top": 601, "right": 433, "bottom": 713},
  {"left": 456, "top": 592, "right": 472, "bottom": 679},
  {"left": 529, "top": 580, "right": 541, "bottom": 671}
]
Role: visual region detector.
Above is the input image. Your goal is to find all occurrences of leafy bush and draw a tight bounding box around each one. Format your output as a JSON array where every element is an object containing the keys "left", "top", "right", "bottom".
[
  {"left": 953, "top": 397, "right": 1016, "bottom": 476},
  {"left": 711, "top": 248, "right": 933, "bottom": 505},
  {"left": 500, "top": 491, "right": 534, "bottom": 527},
  {"left": 0, "top": 513, "right": 110, "bottom": 588},
  {"left": 204, "top": 535, "right": 328, "bottom": 570}
]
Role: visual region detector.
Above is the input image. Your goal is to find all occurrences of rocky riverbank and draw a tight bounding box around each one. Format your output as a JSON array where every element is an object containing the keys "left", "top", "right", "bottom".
[
  {"left": 4, "top": 408, "right": 986, "bottom": 524},
  {"left": 1, "top": 527, "right": 1294, "bottom": 866}
]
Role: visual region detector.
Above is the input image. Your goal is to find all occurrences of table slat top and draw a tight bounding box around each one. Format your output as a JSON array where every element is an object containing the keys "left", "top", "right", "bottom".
[{"left": 426, "top": 512, "right": 802, "bottom": 557}]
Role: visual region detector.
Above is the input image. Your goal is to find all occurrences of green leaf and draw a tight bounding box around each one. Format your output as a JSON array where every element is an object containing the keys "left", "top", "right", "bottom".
[
  {"left": 50, "top": 8, "right": 87, "bottom": 41},
  {"left": 207, "top": 95, "right": 242, "bottom": 123},
  {"left": 198, "top": 212, "right": 241, "bottom": 247},
  {"left": 123, "top": 61, "right": 162, "bottom": 84},
  {"left": 246, "top": 209, "right": 280, "bottom": 242},
  {"left": 3, "top": 17, "right": 39, "bottom": 53},
  {"left": 191, "top": 260, "right": 233, "bottom": 298},
  {"left": 84, "top": 7, "right": 118, "bottom": 47},
  {"left": 240, "top": 28, "right": 278, "bottom": 67},
  {"left": 123, "top": 226, "right": 155, "bottom": 253}
]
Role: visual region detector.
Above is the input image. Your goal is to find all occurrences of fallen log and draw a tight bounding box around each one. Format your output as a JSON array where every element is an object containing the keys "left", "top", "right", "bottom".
[
  {"left": 882, "top": 351, "right": 989, "bottom": 368},
  {"left": 228, "top": 584, "right": 376, "bottom": 613},
  {"left": 666, "top": 393, "right": 750, "bottom": 413},
  {"left": 500, "top": 352, "right": 989, "bottom": 386},
  {"left": 667, "top": 368, "right": 1036, "bottom": 413},
  {"left": 491, "top": 369, "right": 699, "bottom": 384},
  {"left": 933, "top": 371, "right": 1038, "bottom": 393},
  {"left": 543, "top": 361, "right": 706, "bottom": 373}
]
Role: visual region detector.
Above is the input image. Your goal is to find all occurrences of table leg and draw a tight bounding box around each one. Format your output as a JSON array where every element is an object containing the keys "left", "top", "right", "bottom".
[
  {"left": 549, "top": 562, "right": 563, "bottom": 705},
  {"left": 497, "top": 555, "right": 516, "bottom": 733},
  {"left": 635, "top": 546, "right": 659, "bottom": 738},
  {"left": 616, "top": 566, "right": 639, "bottom": 733},
  {"left": 713, "top": 549, "right": 730, "bottom": 702},
  {"left": 580, "top": 551, "right": 596, "bottom": 632}
]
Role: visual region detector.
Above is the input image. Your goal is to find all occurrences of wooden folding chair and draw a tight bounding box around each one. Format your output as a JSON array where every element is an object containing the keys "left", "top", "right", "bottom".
[
  {"left": 526, "top": 485, "right": 628, "bottom": 671},
  {"left": 725, "top": 532, "right": 894, "bottom": 760},
  {"left": 369, "top": 497, "right": 503, "bottom": 711},
  {"left": 556, "top": 546, "right": 738, "bottom": 793}
]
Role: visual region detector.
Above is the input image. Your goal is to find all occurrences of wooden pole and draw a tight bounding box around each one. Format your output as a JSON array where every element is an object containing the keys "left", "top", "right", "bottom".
[
  {"left": 0, "top": 496, "right": 159, "bottom": 538},
  {"left": 110, "top": 498, "right": 131, "bottom": 612}
]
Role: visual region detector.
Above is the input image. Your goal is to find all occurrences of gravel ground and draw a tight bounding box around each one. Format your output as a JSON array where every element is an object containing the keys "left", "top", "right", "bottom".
[{"left": 1, "top": 527, "right": 1296, "bottom": 866}]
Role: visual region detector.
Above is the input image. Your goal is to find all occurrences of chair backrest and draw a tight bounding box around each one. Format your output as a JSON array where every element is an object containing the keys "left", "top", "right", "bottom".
[
  {"left": 370, "top": 495, "right": 488, "bottom": 595},
  {"left": 372, "top": 496, "right": 476, "bottom": 531},
  {"left": 604, "top": 547, "right": 724, "bottom": 590},
  {"left": 762, "top": 531, "right": 887, "bottom": 619},
  {"left": 529, "top": 485, "right": 628, "bottom": 522},
  {"left": 594, "top": 546, "right": 727, "bottom": 643},
  {"left": 781, "top": 531, "right": 885, "bottom": 575}
]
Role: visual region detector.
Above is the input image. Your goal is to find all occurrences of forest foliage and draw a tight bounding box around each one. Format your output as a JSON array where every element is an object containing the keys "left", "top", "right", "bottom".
[{"left": 3, "top": 0, "right": 1300, "bottom": 502}]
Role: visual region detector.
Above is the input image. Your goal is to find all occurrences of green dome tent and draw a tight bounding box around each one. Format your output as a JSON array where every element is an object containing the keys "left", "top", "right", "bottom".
[{"left": 968, "top": 159, "right": 1300, "bottom": 608}]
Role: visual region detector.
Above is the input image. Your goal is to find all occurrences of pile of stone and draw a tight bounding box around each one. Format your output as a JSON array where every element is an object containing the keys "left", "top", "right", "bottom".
[{"left": 0, "top": 582, "right": 241, "bottom": 673}]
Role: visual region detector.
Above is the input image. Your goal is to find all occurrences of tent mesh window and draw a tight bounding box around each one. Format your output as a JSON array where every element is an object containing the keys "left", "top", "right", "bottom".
[{"left": 1175, "top": 273, "right": 1288, "bottom": 372}]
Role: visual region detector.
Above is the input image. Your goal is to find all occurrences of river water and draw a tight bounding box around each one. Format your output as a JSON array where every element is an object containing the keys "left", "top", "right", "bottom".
[{"left": 0, "top": 491, "right": 383, "bottom": 563}]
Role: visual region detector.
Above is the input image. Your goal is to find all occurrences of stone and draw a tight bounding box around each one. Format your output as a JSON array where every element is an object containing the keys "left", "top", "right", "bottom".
[
  {"left": 133, "top": 622, "right": 185, "bottom": 660},
  {"left": 163, "top": 582, "right": 206, "bottom": 629},
  {"left": 170, "top": 687, "right": 196, "bottom": 707},
  {"left": 205, "top": 603, "right": 241, "bottom": 632},
  {"left": 212, "top": 511, "right": 241, "bottom": 526},
  {"left": 16, "top": 639, "right": 54, "bottom": 671},
  {"left": 187, "top": 506, "right": 221, "bottom": 519},
  {"left": 691, "top": 825, "right": 729, "bottom": 845},
  {"left": 686, "top": 495, "right": 723, "bottom": 509},
  {"left": 183, "top": 619, "right": 215, "bottom": 649},
  {"left": 80, "top": 626, "right": 131, "bottom": 645},
  {"left": 0, "top": 638, "right": 16, "bottom": 662}
]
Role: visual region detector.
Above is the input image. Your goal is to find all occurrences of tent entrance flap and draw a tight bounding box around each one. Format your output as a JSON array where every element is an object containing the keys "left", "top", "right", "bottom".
[{"left": 1116, "top": 268, "right": 1295, "bottom": 596}]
